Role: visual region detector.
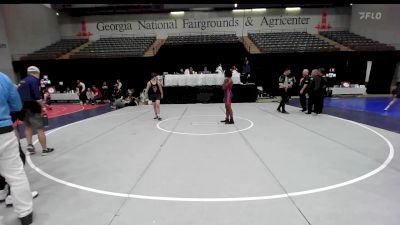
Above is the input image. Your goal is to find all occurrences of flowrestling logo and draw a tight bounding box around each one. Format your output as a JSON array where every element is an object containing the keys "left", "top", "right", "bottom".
[{"left": 359, "top": 12, "right": 382, "bottom": 20}]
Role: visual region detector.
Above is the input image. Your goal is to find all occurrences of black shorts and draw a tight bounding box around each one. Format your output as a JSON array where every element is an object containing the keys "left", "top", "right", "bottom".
[{"left": 149, "top": 94, "right": 161, "bottom": 102}]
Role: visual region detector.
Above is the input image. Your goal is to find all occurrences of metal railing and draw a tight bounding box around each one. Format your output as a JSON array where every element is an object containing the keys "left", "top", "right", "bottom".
[
  {"left": 166, "top": 31, "right": 237, "bottom": 37},
  {"left": 247, "top": 28, "right": 307, "bottom": 34},
  {"left": 99, "top": 33, "right": 156, "bottom": 39},
  {"left": 60, "top": 35, "right": 90, "bottom": 40}
]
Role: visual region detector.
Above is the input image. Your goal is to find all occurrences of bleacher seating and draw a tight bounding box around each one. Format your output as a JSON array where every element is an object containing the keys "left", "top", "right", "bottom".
[
  {"left": 71, "top": 36, "right": 156, "bottom": 58},
  {"left": 165, "top": 34, "right": 239, "bottom": 45},
  {"left": 248, "top": 32, "right": 339, "bottom": 53},
  {"left": 20, "top": 39, "right": 88, "bottom": 60},
  {"left": 319, "top": 31, "right": 395, "bottom": 51}
]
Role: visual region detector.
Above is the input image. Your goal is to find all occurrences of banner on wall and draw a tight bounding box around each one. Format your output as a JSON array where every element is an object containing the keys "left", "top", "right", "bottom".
[{"left": 62, "top": 9, "right": 349, "bottom": 38}]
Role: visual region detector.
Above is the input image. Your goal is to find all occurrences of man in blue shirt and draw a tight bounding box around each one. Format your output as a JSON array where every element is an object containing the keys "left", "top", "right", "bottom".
[
  {"left": 0, "top": 71, "right": 34, "bottom": 225},
  {"left": 17, "top": 66, "right": 54, "bottom": 156}
]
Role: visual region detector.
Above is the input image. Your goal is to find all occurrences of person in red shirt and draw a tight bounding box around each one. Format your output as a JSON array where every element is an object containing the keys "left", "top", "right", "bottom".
[{"left": 91, "top": 85, "right": 102, "bottom": 105}]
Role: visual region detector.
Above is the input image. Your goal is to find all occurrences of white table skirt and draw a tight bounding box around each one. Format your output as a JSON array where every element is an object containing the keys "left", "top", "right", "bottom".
[
  {"left": 51, "top": 93, "right": 80, "bottom": 101},
  {"left": 331, "top": 87, "right": 366, "bottom": 95},
  {"left": 164, "top": 73, "right": 241, "bottom": 87}
]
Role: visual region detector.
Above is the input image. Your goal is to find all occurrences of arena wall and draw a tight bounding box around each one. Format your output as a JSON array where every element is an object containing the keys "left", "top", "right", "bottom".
[
  {"left": 0, "top": 9, "right": 15, "bottom": 81},
  {"left": 350, "top": 4, "right": 400, "bottom": 49},
  {"left": 1, "top": 4, "right": 61, "bottom": 56}
]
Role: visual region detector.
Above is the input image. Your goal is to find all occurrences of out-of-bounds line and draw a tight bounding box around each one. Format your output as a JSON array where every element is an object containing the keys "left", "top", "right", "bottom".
[{"left": 27, "top": 108, "right": 394, "bottom": 202}]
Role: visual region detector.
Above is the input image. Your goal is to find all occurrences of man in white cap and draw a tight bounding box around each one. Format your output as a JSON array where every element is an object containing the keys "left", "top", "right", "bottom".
[
  {"left": 17, "top": 66, "right": 54, "bottom": 156},
  {"left": 0, "top": 71, "right": 34, "bottom": 225}
]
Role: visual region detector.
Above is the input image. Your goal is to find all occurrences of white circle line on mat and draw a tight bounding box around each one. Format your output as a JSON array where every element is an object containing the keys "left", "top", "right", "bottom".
[
  {"left": 27, "top": 111, "right": 394, "bottom": 202},
  {"left": 156, "top": 115, "right": 254, "bottom": 135}
]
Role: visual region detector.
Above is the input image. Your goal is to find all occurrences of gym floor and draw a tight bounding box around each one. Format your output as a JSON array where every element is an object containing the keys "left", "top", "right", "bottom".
[{"left": 1, "top": 99, "right": 400, "bottom": 225}]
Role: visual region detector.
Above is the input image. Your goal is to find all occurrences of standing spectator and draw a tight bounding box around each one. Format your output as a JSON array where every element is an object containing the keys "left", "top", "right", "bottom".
[
  {"left": 101, "top": 82, "right": 109, "bottom": 103},
  {"left": 242, "top": 57, "right": 251, "bottom": 83},
  {"left": 113, "top": 83, "right": 122, "bottom": 99},
  {"left": 277, "top": 68, "right": 295, "bottom": 114},
  {"left": 39, "top": 75, "right": 51, "bottom": 91},
  {"left": 0, "top": 71, "right": 34, "bottom": 225},
  {"left": 76, "top": 80, "right": 86, "bottom": 105},
  {"left": 307, "top": 69, "right": 324, "bottom": 114},
  {"left": 116, "top": 79, "right": 122, "bottom": 92},
  {"left": 18, "top": 66, "right": 54, "bottom": 155},
  {"left": 299, "top": 69, "right": 310, "bottom": 112},
  {"left": 43, "top": 90, "right": 52, "bottom": 110},
  {"left": 318, "top": 68, "right": 328, "bottom": 113}
]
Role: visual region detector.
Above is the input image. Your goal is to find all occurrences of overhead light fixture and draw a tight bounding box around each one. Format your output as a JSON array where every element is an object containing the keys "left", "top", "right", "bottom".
[
  {"left": 234, "top": 3, "right": 237, "bottom": 8},
  {"left": 285, "top": 7, "right": 301, "bottom": 11},
  {"left": 170, "top": 11, "right": 185, "bottom": 15},
  {"left": 252, "top": 8, "right": 267, "bottom": 12},
  {"left": 350, "top": 3, "right": 353, "bottom": 5},
  {"left": 56, "top": 12, "right": 59, "bottom": 16},
  {"left": 232, "top": 9, "right": 244, "bottom": 13}
]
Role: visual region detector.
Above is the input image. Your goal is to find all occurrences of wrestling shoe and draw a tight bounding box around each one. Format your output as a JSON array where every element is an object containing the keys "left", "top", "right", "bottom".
[
  {"left": 226, "top": 119, "right": 235, "bottom": 124},
  {"left": 19, "top": 212, "right": 33, "bottom": 225},
  {"left": 42, "top": 148, "right": 54, "bottom": 156},
  {"left": 26, "top": 145, "right": 35, "bottom": 155}
]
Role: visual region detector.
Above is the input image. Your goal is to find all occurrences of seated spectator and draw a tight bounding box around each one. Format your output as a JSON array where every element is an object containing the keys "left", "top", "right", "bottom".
[
  {"left": 140, "top": 88, "right": 147, "bottom": 104},
  {"left": 92, "top": 85, "right": 102, "bottom": 104},
  {"left": 113, "top": 89, "right": 137, "bottom": 109},
  {"left": 184, "top": 68, "right": 190, "bottom": 75},
  {"left": 86, "top": 87, "right": 95, "bottom": 105},
  {"left": 216, "top": 64, "right": 223, "bottom": 74},
  {"left": 202, "top": 67, "right": 210, "bottom": 74}
]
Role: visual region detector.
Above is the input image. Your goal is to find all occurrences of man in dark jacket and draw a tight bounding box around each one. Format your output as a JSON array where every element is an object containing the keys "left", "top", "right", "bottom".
[
  {"left": 318, "top": 68, "right": 328, "bottom": 114},
  {"left": 299, "top": 69, "right": 310, "bottom": 112},
  {"left": 307, "top": 69, "right": 323, "bottom": 114}
]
